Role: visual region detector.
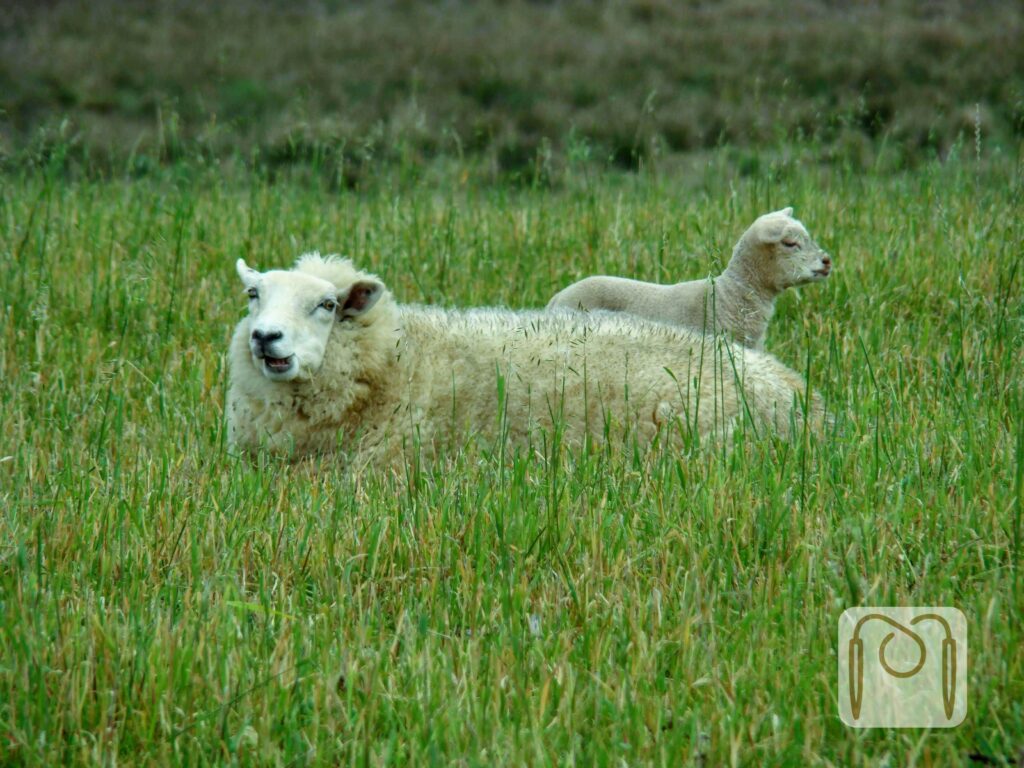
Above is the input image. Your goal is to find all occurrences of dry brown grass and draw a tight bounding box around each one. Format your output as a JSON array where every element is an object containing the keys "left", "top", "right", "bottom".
[{"left": 2, "top": 0, "right": 1022, "bottom": 175}]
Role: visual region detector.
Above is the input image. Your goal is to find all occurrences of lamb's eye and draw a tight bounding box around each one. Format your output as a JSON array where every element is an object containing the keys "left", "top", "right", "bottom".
[
  {"left": 247, "top": 287, "right": 259, "bottom": 300},
  {"left": 782, "top": 239, "right": 799, "bottom": 248},
  {"left": 320, "top": 299, "right": 337, "bottom": 312}
]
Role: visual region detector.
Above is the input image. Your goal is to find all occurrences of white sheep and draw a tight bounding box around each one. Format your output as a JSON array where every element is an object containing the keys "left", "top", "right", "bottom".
[
  {"left": 546, "top": 207, "right": 832, "bottom": 349},
  {"left": 227, "top": 253, "right": 824, "bottom": 469}
]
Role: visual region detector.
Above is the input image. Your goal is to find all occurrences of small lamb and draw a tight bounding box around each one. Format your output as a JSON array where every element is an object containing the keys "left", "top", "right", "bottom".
[
  {"left": 227, "top": 254, "right": 825, "bottom": 470},
  {"left": 546, "top": 207, "right": 832, "bottom": 349}
]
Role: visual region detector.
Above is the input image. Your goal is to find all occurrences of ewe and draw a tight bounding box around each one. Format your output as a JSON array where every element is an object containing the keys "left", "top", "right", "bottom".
[
  {"left": 227, "top": 254, "right": 824, "bottom": 469},
  {"left": 547, "top": 208, "right": 832, "bottom": 349}
]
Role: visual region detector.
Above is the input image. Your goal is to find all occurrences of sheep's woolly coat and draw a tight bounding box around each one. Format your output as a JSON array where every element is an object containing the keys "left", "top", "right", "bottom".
[{"left": 228, "top": 256, "right": 823, "bottom": 469}]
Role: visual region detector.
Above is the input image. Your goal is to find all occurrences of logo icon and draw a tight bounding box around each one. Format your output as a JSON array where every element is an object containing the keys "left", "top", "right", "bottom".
[{"left": 838, "top": 607, "right": 967, "bottom": 728}]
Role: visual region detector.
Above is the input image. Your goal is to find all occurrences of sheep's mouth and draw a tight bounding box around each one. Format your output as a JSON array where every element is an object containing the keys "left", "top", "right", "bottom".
[
  {"left": 261, "top": 355, "right": 294, "bottom": 373},
  {"left": 813, "top": 266, "right": 832, "bottom": 278}
]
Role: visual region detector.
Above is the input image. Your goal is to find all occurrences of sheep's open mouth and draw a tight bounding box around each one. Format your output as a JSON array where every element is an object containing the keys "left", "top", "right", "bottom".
[{"left": 262, "top": 355, "right": 293, "bottom": 373}]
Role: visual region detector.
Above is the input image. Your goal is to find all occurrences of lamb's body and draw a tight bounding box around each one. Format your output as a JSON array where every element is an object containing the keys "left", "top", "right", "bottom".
[
  {"left": 547, "top": 208, "right": 832, "bottom": 350},
  {"left": 547, "top": 273, "right": 772, "bottom": 348},
  {"left": 228, "top": 259, "right": 821, "bottom": 469}
]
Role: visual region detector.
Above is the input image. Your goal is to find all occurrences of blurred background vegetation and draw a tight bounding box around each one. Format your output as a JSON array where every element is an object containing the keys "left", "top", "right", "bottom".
[{"left": 2, "top": 0, "right": 1022, "bottom": 182}]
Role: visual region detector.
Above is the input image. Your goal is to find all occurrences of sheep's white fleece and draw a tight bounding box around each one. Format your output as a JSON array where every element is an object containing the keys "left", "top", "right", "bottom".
[{"left": 227, "top": 256, "right": 823, "bottom": 468}]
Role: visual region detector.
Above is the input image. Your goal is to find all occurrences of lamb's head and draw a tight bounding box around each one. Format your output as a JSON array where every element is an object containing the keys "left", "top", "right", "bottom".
[
  {"left": 235, "top": 255, "right": 384, "bottom": 382},
  {"left": 733, "top": 207, "right": 832, "bottom": 292}
]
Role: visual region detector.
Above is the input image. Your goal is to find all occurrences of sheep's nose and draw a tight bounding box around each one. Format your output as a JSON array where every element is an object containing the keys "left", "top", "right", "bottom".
[
  {"left": 251, "top": 329, "right": 283, "bottom": 345},
  {"left": 822, "top": 255, "right": 832, "bottom": 267}
]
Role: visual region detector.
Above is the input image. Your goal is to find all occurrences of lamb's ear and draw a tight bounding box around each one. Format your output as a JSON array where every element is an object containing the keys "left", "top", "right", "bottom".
[
  {"left": 752, "top": 218, "right": 786, "bottom": 245},
  {"left": 236, "top": 258, "right": 259, "bottom": 287},
  {"left": 339, "top": 279, "right": 383, "bottom": 319},
  {"left": 781, "top": 206, "right": 794, "bottom": 217}
]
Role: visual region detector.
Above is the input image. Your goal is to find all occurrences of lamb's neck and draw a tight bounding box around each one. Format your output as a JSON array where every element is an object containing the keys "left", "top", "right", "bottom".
[
  {"left": 720, "top": 251, "right": 779, "bottom": 300},
  {"left": 713, "top": 267, "right": 778, "bottom": 349}
]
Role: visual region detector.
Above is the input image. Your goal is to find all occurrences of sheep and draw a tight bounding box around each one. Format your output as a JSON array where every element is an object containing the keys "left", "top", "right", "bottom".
[
  {"left": 546, "top": 207, "right": 832, "bottom": 350},
  {"left": 227, "top": 253, "right": 825, "bottom": 469}
]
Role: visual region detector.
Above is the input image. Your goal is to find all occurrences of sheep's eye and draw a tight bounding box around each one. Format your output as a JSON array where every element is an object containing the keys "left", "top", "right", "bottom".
[
  {"left": 320, "top": 299, "right": 337, "bottom": 312},
  {"left": 782, "top": 239, "right": 799, "bottom": 248},
  {"left": 247, "top": 287, "right": 259, "bottom": 300}
]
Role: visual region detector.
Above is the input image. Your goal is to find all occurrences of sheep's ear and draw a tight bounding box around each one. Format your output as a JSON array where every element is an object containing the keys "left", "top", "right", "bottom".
[
  {"left": 339, "top": 279, "right": 383, "bottom": 319},
  {"left": 236, "top": 258, "right": 259, "bottom": 287},
  {"left": 781, "top": 206, "right": 794, "bottom": 217}
]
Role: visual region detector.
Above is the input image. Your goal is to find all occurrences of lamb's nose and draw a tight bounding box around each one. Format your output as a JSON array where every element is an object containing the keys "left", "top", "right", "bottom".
[
  {"left": 822, "top": 255, "right": 832, "bottom": 267},
  {"left": 252, "top": 329, "right": 283, "bottom": 345}
]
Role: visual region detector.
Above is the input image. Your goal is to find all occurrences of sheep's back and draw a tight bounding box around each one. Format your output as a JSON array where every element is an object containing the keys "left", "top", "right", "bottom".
[{"left": 394, "top": 306, "right": 810, "bottom": 444}]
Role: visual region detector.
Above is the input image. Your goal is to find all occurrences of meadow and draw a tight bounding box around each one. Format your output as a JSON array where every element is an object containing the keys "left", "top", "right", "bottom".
[
  {"left": 0, "top": 145, "right": 1022, "bottom": 766},
  {"left": 4, "top": 0, "right": 1023, "bottom": 178}
]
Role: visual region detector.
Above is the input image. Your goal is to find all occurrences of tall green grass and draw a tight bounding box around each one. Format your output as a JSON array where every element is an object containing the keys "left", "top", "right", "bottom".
[{"left": 1, "top": 150, "right": 1022, "bottom": 765}]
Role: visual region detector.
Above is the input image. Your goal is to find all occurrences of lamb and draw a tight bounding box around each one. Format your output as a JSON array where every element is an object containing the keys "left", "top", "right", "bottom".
[
  {"left": 546, "top": 207, "right": 832, "bottom": 350},
  {"left": 227, "top": 253, "right": 824, "bottom": 470}
]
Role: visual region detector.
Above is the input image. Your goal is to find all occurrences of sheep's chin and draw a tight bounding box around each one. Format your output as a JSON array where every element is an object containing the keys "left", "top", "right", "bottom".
[{"left": 256, "top": 354, "right": 299, "bottom": 381}]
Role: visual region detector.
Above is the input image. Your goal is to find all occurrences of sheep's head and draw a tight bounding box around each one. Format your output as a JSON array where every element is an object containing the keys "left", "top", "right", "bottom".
[
  {"left": 736, "top": 207, "right": 832, "bottom": 291},
  {"left": 235, "top": 256, "right": 383, "bottom": 382}
]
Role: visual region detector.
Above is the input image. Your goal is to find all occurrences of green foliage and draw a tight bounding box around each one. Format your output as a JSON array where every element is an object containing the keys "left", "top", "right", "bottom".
[
  {"left": 0, "top": 148, "right": 1022, "bottom": 764},
  {"left": 2, "top": 0, "right": 1023, "bottom": 176}
]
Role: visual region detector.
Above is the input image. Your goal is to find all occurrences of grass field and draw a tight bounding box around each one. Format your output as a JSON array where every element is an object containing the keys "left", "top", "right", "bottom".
[
  {"left": 1, "top": 148, "right": 1023, "bottom": 765},
  {"left": 4, "top": 0, "right": 1023, "bottom": 177}
]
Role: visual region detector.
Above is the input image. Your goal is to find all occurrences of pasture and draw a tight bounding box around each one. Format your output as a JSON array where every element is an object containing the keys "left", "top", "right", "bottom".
[{"left": 1, "top": 152, "right": 1022, "bottom": 765}]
